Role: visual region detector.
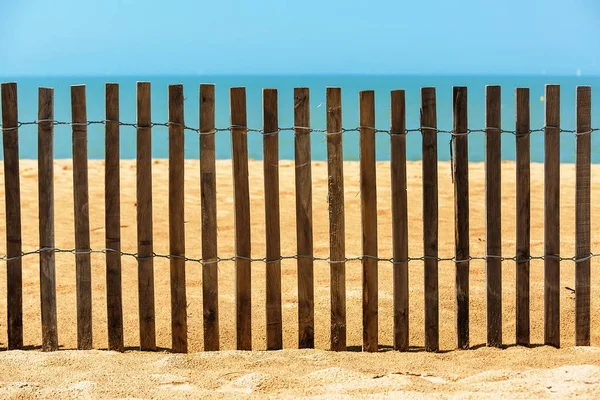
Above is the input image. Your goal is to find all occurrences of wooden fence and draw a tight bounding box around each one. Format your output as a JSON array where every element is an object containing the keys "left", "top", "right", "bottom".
[{"left": 0, "top": 82, "right": 596, "bottom": 353}]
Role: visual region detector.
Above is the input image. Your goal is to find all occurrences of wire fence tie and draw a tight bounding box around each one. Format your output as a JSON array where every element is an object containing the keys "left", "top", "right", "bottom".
[{"left": 72, "top": 248, "right": 92, "bottom": 255}]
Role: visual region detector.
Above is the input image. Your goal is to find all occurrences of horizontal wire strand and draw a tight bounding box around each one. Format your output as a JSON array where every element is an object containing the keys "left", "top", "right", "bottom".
[
  {"left": 1, "top": 120, "right": 599, "bottom": 136},
  {"left": 1, "top": 247, "right": 598, "bottom": 265}
]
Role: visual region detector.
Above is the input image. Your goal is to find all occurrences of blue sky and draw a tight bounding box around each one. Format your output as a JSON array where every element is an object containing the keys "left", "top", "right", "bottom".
[{"left": 1, "top": 0, "right": 599, "bottom": 76}]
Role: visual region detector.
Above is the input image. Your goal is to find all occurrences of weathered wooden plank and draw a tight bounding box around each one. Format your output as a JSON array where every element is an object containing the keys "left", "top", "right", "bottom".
[
  {"left": 39, "top": 87, "right": 58, "bottom": 351},
  {"left": 326, "top": 87, "right": 346, "bottom": 352},
  {"left": 485, "top": 85, "right": 502, "bottom": 347},
  {"left": 200, "top": 83, "right": 219, "bottom": 351},
  {"left": 263, "top": 89, "right": 283, "bottom": 350},
  {"left": 230, "top": 87, "right": 252, "bottom": 350},
  {"left": 1, "top": 82, "right": 23, "bottom": 350},
  {"left": 515, "top": 88, "right": 531, "bottom": 347},
  {"left": 294, "top": 87, "right": 314, "bottom": 349},
  {"left": 169, "top": 84, "right": 188, "bottom": 353},
  {"left": 136, "top": 81, "right": 156, "bottom": 351},
  {"left": 453, "top": 86, "right": 469, "bottom": 350},
  {"left": 105, "top": 83, "right": 124, "bottom": 352},
  {"left": 544, "top": 84, "right": 560, "bottom": 348},
  {"left": 71, "top": 85, "right": 92, "bottom": 351},
  {"left": 575, "top": 85, "right": 591, "bottom": 346},
  {"left": 391, "top": 89, "right": 408, "bottom": 351},
  {"left": 359, "top": 90, "right": 378, "bottom": 352},
  {"left": 421, "top": 87, "right": 439, "bottom": 352}
]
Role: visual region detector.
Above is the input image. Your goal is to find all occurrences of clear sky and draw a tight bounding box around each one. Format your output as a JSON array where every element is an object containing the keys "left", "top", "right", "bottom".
[{"left": 1, "top": 0, "right": 599, "bottom": 76}]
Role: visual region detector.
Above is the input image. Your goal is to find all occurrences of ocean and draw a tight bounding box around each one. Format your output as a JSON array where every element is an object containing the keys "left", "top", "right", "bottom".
[{"left": 1, "top": 75, "right": 599, "bottom": 162}]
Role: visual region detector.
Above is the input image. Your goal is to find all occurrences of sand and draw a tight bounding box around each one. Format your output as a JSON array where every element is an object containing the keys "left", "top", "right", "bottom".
[{"left": 0, "top": 159, "right": 599, "bottom": 398}]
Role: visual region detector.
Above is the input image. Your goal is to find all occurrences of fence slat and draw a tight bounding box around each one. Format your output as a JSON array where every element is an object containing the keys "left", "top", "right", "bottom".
[
  {"left": 71, "top": 85, "right": 92, "bottom": 351},
  {"left": 263, "top": 88, "right": 283, "bottom": 350},
  {"left": 544, "top": 84, "right": 560, "bottom": 348},
  {"left": 359, "top": 90, "right": 378, "bottom": 352},
  {"left": 421, "top": 87, "right": 439, "bottom": 352},
  {"left": 575, "top": 85, "right": 591, "bottom": 346},
  {"left": 230, "top": 87, "right": 252, "bottom": 350},
  {"left": 105, "top": 83, "right": 124, "bottom": 352},
  {"left": 516, "top": 88, "right": 531, "bottom": 347},
  {"left": 200, "top": 84, "right": 219, "bottom": 351},
  {"left": 1, "top": 82, "right": 23, "bottom": 350},
  {"left": 169, "top": 84, "right": 188, "bottom": 353},
  {"left": 136, "top": 81, "right": 156, "bottom": 351},
  {"left": 391, "top": 90, "right": 408, "bottom": 351},
  {"left": 294, "top": 88, "right": 314, "bottom": 349},
  {"left": 453, "top": 86, "right": 469, "bottom": 349},
  {"left": 327, "top": 87, "right": 346, "bottom": 352},
  {"left": 39, "top": 87, "right": 58, "bottom": 351},
  {"left": 485, "top": 85, "right": 502, "bottom": 347}
]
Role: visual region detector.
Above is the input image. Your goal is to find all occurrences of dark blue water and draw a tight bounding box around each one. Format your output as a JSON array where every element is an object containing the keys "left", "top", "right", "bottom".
[{"left": 1, "top": 75, "right": 598, "bottom": 162}]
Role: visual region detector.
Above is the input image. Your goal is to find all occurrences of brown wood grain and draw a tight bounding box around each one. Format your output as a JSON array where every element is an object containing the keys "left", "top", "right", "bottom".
[
  {"left": 327, "top": 87, "right": 346, "bottom": 351},
  {"left": 1, "top": 82, "right": 23, "bottom": 350},
  {"left": 38, "top": 87, "right": 58, "bottom": 351},
  {"left": 391, "top": 89, "right": 408, "bottom": 351},
  {"left": 515, "top": 88, "right": 531, "bottom": 347},
  {"left": 136, "top": 81, "right": 156, "bottom": 351},
  {"left": 263, "top": 88, "right": 283, "bottom": 350},
  {"left": 105, "top": 83, "right": 124, "bottom": 352},
  {"left": 230, "top": 87, "right": 252, "bottom": 350},
  {"left": 200, "top": 83, "right": 219, "bottom": 351},
  {"left": 294, "top": 88, "right": 314, "bottom": 349},
  {"left": 71, "top": 85, "right": 92, "bottom": 351},
  {"left": 421, "top": 87, "right": 439, "bottom": 352},
  {"left": 575, "top": 85, "right": 591, "bottom": 346},
  {"left": 544, "top": 84, "right": 560, "bottom": 348},
  {"left": 359, "top": 90, "right": 378, "bottom": 352},
  {"left": 485, "top": 85, "right": 502, "bottom": 347},
  {"left": 168, "top": 84, "right": 188, "bottom": 353},
  {"left": 452, "top": 86, "right": 469, "bottom": 350}
]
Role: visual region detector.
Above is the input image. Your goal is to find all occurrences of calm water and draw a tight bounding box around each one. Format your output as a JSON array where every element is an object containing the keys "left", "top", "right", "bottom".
[{"left": 1, "top": 75, "right": 599, "bottom": 162}]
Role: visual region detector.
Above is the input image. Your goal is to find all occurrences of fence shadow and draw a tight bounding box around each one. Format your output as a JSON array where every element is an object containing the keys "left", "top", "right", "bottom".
[
  {"left": 346, "top": 342, "right": 548, "bottom": 353},
  {"left": 346, "top": 345, "right": 456, "bottom": 354}
]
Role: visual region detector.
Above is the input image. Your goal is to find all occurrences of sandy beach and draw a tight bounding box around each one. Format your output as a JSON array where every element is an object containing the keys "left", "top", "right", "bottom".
[{"left": 0, "top": 159, "right": 599, "bottom": 398}]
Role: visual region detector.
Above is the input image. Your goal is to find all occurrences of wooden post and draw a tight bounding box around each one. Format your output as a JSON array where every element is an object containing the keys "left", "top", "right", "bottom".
[
  {"left": 105, "top": 83, "right": 124, "bottom": 351},
  {"left": 39, "top": 87, "right": 58, "bottom": 351},
  {"left": 136, "top": 81, "right": 156, "bottom": 351},
  {"left": 294, "top": 88, "right": 314, "bottom": 349},
  {"left": 515, "top": 88, "right": 530, "bottom": 347},
  {"left": 575, "top": 85, "right": 591, "bottom": 346},
  {"left": 1, "top": 82, "right": 23, "bottom": 350},
  {"left": 327, "top": 87, "right": 346, "bottom": 351},
  {"left": 485, "top": 85, "right": 502, "bottom": 347},
  {"left": 359, "top": 90, "right": 378, "bottom": 352},
  {"left": 263, "top": 89, "right": 283, "bottom": 350},
  {"left": 169, "top": 84, "right": 188, "bottom": 353},
  {"left": 71, "top": 85, "right": 92, "bottom": 350},
  {"left": 230, "top": 87, "right": 252, "bottom": 350},
  {"left": 200, "top": 84, "right": 219, "bottom": 351},
  {"left": 421, "top": 87, "right": 439, "bottom": 352},
  {"left": 391, "top": 90, "right": 408, "bottom": 351},
  {"left": 544, "top": 84, "right": 560, "bottom": 348},
  {"left": 453, "top": 87, "right": 470, "bottom": 349}
]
